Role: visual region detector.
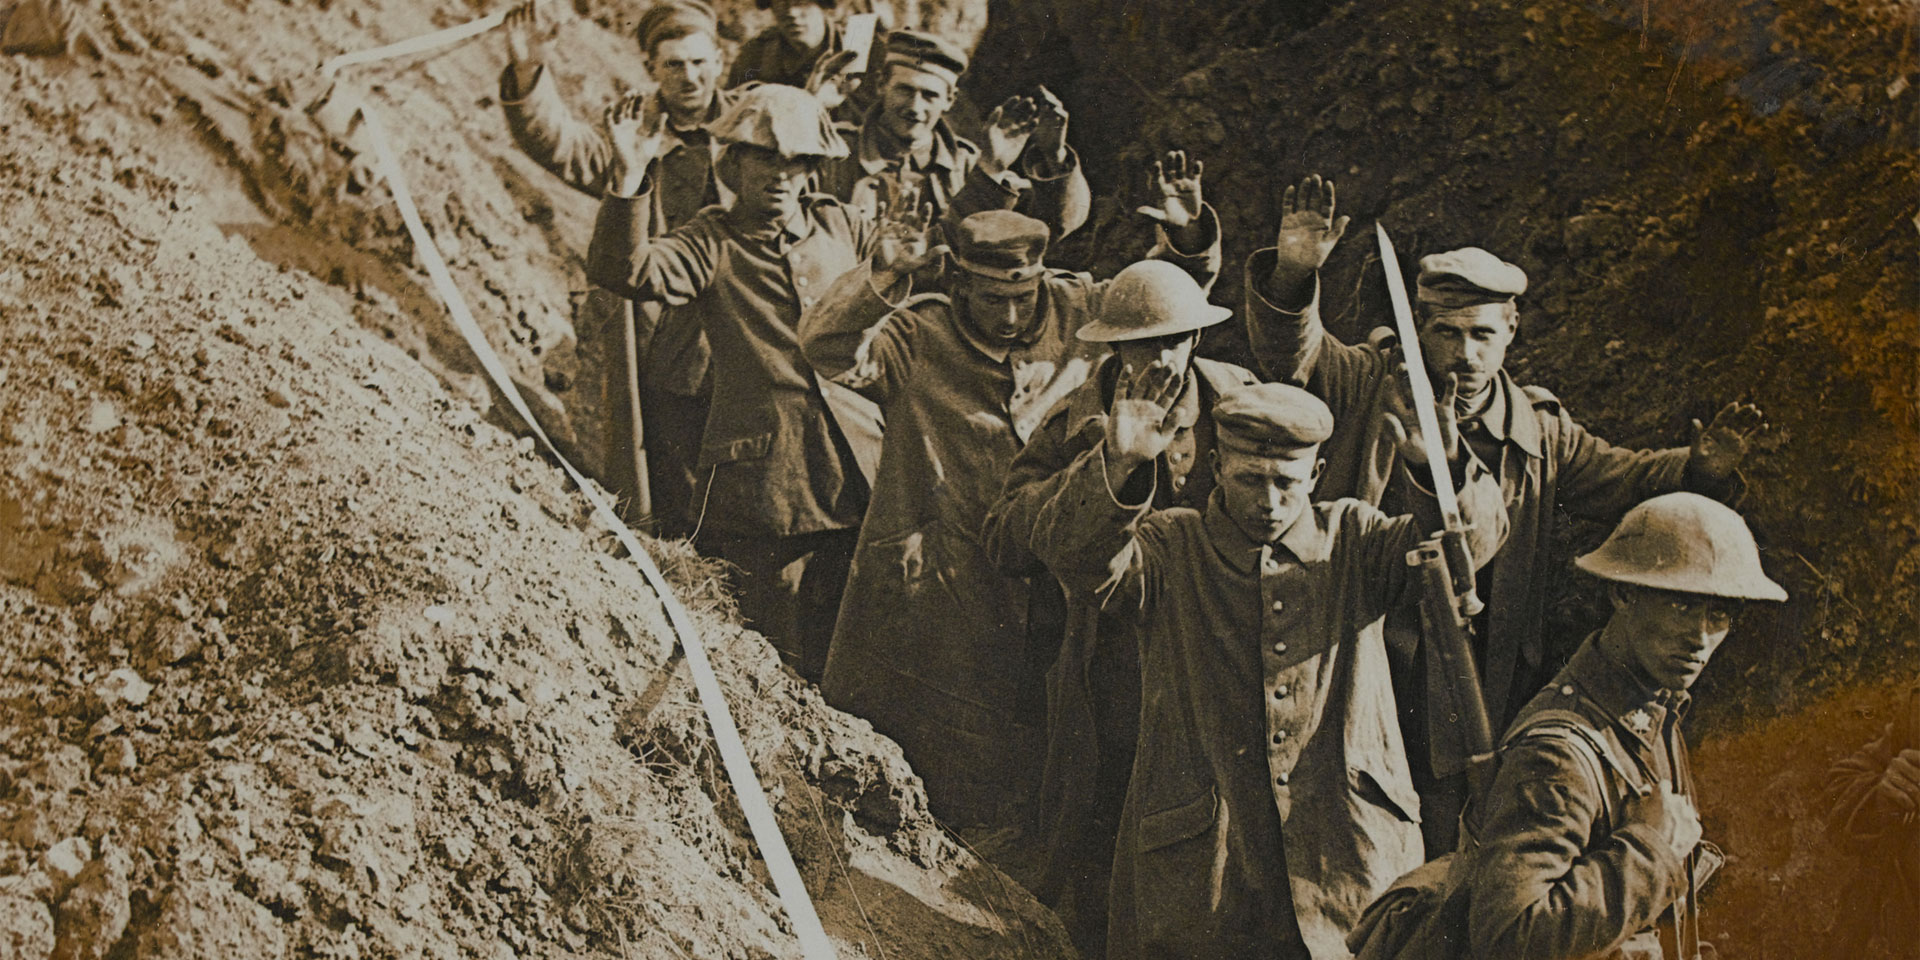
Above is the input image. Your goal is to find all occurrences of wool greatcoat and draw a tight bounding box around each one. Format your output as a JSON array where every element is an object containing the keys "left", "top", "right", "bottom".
[
  {"left": 982, "top": 351, "right": 1262, "bottom": 951},
  {"left": 1244, "top": 250, "right": 1726, "bottom": 849},
  {"left": 800, "top": 211, "right": 1221, "bottom": 823},
  {"left": 586, "top": 188, "right": 884, "bottom": 538},
  {"left": 1025, "top": 438, "right": 1508, "bottom": 960}
]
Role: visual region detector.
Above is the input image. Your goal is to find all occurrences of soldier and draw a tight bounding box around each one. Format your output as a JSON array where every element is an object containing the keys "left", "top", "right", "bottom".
[
  {"left": 1022, "top": 377, "right": 1506, "bottom": 960},
  {"left": 498, "top": 0, "right": 734, "bottom": 535},
  {"left": 728, "top": 0, "right": 841, "bottom": 90},
  {"left": 799, "top": 152, "right": 1220, "bottom": 827},
  {"left": 817, "top": 30, "right": 1092, "bottom": 240},
  {"left": 1462, "top": 492, "right": 1787, "bottom": 960},
  {"left": 584, "top": 84, "right": 891, "bottom": 682},
  {"left": 1246, "top": 175, "right": 1767, "bottom": 851},
  {"left": 1824, "top": 682, "right": 1920, "bottom": 958},
  {"left": 980, "top": 153, "right": 1253, "bottom": 951}
]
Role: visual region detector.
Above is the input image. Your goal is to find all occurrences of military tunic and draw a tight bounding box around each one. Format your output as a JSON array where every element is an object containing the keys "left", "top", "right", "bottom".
[
  {"left": 817, "top": 106, "right": 1092, "bottom": 241},
  {"left": 499, "top": 69, "right": 734, "bottom": 533},
  {"left": 1025, "top": 439, "right": 1508, "bottom": 960},
  {"left": 1464, "top": 638, "right": 1713, "bottom": 960},
  {"left": 1244, "top": 251, "right": 1728, "bottom": 850},
  {"left": 587, "top": 186, "right": 884, "bottom": 678},
  {"left": 801, "top": 214, "right": 1219, "bottom": 822}
]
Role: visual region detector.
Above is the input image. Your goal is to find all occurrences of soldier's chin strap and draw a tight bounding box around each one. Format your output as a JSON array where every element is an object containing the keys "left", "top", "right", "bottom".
[{"left": 318, "top": 14, "right": 840, "bottom": 959}]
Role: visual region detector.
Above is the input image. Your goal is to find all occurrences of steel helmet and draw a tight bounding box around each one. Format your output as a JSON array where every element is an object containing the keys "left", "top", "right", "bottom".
[
  {"left": 707, "top": 83, "right": 849, "bottom": 160},
  {"left": 1075, "top": 260, "right": 1233, "bottom": 342},
  {"left": 1575, "top": 493, "right": 1787, "bottom": 601}
]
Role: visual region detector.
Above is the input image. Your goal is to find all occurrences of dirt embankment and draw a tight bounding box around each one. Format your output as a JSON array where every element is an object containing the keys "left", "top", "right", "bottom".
[
  {"left": 972, "top": 0, "right": 1917, "bottom": 955},
  {"left": 0, "top": 10, "right": 1070, "bottom": 958}
]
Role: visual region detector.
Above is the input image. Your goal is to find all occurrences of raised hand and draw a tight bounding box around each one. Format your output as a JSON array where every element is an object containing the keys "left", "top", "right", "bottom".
[
  {"left": 1029, "top": 85, "right": 1070, "bottom": 165},
  {"left": 805, "top": 48, "right": 861, "bottom": 111},
  {"left": 1105, "top": 361, "right": 1186, "bottom": 475},
  {"left": 1135, "top": 149, "right": 1204, "bottom": 231},
  {"left": 980, "top": 93, "right": 1040, "bottom": 177},
  {"left": 1687, "top": 401, "right": 1766, "bottom": 487},
  {"left": 604, "top": 92, "right": 669, "bottom": 196},
  {"left": 1382, "top": 364, "right": 1462, "bottom": 467},
  {"left": 1272, "top": 174, "right": 1349, "bottom": 284},
  {"left": 504, "top": 1, "right": 544, "bottom": 67},
  {"left": 871, "top": 190, "right": 947, "bottom": 281},
  {"left": 1627, "top": 781, "right": 1703, "bottom": 862},
  {"left": 1877, "top": 749, "right": 1920, "bottom": 815}
]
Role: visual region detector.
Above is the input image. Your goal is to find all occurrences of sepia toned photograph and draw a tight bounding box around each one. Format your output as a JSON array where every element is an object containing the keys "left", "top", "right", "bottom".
[{"left": 0, "top": 0, "right": 1912, "bottom": 957}]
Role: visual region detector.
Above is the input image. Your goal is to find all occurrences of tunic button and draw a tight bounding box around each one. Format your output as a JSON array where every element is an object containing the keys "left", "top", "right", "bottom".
[
  {"left": 1170, "top": 452, "right": 1185, "bottom": 463},
  {"left": 803, "top": 297, "right": 817, "bottom": 308},
  {"left": 1270, "top": 600, "right": 1284, "bottom": 612},
  {"left": 1263, "top": 558, "right": 1281, "bottom": 572},
  {"left": 1560, "top": 684, "right": 1575, "bottom": 696},
  {"left": 1275, "top": 685, "right": 1289, "bottom": 697},
  {"left": 796, "top": 275, "right": 810, "bottom": 287},
  {"left": 1273, "top": 642, "right": 1287, "bottom": 654},
  {"left": 1272, "top": 729, "right": 1288, "bottom": 740}
]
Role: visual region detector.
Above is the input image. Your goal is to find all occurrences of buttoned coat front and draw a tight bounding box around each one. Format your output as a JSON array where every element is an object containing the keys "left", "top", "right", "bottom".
[
  {"left": 1027, "top": 442, "right": 1508, "bottom": 960},
  {"left": 587, "top": 190, "right": 883, "bottom": 538}
]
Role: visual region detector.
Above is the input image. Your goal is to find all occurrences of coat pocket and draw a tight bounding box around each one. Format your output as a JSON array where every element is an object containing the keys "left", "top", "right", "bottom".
[
  {"left": 703, "top": 430, "right": 773, "bottom": 465},
  {"left": 1134, "top": 786, "right": 1230, "bottom": 942},
  {"left": 1350, "top": 766, "right": 1422, "bottom": 824},
  {"left": 1139, "top": 787, "right": 1220, "bottom": 852}
]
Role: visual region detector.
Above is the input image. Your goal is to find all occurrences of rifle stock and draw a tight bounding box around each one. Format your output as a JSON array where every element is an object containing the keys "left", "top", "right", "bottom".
[{"left": 1408, "top": 538, "right": 1496, "bottom": 801}]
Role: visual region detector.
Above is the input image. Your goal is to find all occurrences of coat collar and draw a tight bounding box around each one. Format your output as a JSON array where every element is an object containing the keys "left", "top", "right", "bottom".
[
  {"left": 1369, "top": 329, "right": 1543, "bottom": 459},
  {"left": 857, "top": 105, "right": 964, "bottom": 176},
  {"left": 1202, "top": 492, "right": 1328, "bottom": 574},
  {"left": 1563, "top": 635, "right": 1692, "bottom": 756}
]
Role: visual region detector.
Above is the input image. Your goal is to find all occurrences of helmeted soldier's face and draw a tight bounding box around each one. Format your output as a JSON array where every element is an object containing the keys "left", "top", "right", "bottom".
[
  {"left": 880, "top": 67, "right": 954, "bottom": 146},
  {"left": 1113, "top": 332, "right": 1197, "bottom": 391},
  {"left": 1417, "top": 303, "right": 1515, "bottom": 405},
  {"left": 957, "top": 276, "right": 1042, "bottom": 346},
  {"left": 1608, "top": 585, "right": 1739, "bottom": 691},
  {"left": 1213, "top": 448, "right": 1322, "bottom": 545},
  {"left": 723, "top": 145, "right": 814, "bottom": 222},
  {"left": 771, "top": 0, "right": 829, "bottom": 51},
  {"left": 648, "top": 33, "right": 723, "bottom": 120}
]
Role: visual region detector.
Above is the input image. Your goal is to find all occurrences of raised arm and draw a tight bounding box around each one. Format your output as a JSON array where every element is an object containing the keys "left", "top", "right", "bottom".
[
  {"left": 1131, "top": 150, "right": 1223, "bottom": 291},
  {"left": 584, "top": 94, "right": 717, "bottom": 304},
  {"left": 497, "top": 1, "right": 613, "bottom": 197},
  {"left": 956, "top": 87, "right": 1092, "bottom": 238},
  {"left": 1021, "top": 362, "right": 1187, "bottom": 611},
  {"left": 1243, "top": 174, "right": 1353, "bottom": 385},
  {"left": 798, "top": 202, "right": 951, "bottom": 402}
]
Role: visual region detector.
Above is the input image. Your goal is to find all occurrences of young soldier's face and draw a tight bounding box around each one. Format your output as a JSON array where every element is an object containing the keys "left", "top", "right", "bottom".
[
  {"left": 726, "top": 146, "right": 813, "bottom": 222},
  {"left": 1610, "top": 585, "right": 1739, "bottom": 691},
  {"left": 1213, "top": 448, "right": 1321, "bottom": 544},
  {"left": 771, "top": 0, "right": 828, "bottom": 51},
  {"left": 1417, "top": 304, "right": 1515, "bottom": 401},
  {"left": 958, "top": 277, "right": 1042, "bottom": 345},
  {"left": 648, "top": 33, "right": 723, "bottom": 117},
  {"left": 880, "top": 67, "right": 954, "bottom": 144}
]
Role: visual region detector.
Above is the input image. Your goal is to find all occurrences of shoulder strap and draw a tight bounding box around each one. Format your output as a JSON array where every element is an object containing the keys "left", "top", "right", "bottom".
[{"left": 1506, "top": 708, "right": 1629, "bottom": 829}]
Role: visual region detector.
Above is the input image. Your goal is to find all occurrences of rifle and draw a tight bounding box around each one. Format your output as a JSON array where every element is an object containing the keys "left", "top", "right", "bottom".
[{"left": 1376, "top": 224, "right": 1498, "bottom": 802}]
